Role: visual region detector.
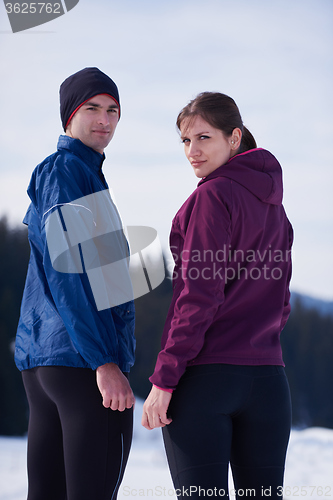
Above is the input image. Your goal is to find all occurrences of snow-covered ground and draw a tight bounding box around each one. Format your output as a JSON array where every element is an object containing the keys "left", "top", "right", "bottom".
[{"left": 1, "top": 400, "right": 333, "bottom": 500}]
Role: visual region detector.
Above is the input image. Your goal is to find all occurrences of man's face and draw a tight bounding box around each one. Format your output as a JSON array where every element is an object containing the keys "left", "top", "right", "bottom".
[{"left": 66, "top": 94, "right": 120, "bottom": 154}]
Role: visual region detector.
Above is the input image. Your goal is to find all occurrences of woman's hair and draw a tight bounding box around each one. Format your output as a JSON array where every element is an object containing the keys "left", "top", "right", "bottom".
[{"left": 176, "top": 92, "right": 257, "bottom": 154}]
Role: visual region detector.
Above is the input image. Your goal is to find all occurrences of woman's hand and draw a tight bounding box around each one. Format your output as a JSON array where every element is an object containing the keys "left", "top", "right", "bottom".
[{"left": 141, "top": 385, "right": 173, "bottom": 430}]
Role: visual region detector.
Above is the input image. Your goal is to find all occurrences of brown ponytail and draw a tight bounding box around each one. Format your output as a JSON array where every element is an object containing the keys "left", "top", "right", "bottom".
[{"left": 239, "top": 126, "right": 257, "bottom": 153}]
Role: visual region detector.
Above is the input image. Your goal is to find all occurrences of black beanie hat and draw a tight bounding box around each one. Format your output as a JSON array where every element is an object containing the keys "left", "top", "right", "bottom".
[{"left": 60, "top": 67, "right": 120, "bottom": 131}]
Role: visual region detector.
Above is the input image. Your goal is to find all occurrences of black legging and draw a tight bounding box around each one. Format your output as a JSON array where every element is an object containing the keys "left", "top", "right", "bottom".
[
  {"left": 22, "top": 366, "right": 133, "bottom": 500},
  {"left": 162, "top": 364, "right": 291, "bottom": 500}
]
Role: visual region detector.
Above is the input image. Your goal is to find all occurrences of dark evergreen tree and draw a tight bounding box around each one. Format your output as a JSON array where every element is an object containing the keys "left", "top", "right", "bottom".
[
  {"left": 281, "top": 298, "right": 333, "bottom": 428},
  {"left": 130, "top": 273, "right": 172, "bottom": 398},
  {"left": 0, "top": 216, "right": 30, "bottom": 435}
]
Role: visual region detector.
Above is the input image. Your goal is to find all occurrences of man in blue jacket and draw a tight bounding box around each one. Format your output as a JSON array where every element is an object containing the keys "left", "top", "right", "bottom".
[{"left": 15, "top": 67, "right": 136, "bottom": 500}]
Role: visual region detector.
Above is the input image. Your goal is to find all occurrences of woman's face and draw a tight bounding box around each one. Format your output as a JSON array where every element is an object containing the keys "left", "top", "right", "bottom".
[{"left": 180, "top": 115, "right": 239, "bottom": 178}]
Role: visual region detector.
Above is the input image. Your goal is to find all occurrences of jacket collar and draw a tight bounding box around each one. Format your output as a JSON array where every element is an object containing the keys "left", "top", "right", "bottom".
[
  {"left": 197, "top": 148, "right": 283, "bottom": 206},
  {"left": 57, "top": 135, "right": 105, "bottom": 173}
]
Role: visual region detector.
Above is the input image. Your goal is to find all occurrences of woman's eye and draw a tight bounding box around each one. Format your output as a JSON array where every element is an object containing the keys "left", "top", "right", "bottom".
[
  {"left": 182, "top": 138, "right": 190, "bottom": 144},
  {"left": 199, "top": 135, "right": 210, "bottom": 140}
]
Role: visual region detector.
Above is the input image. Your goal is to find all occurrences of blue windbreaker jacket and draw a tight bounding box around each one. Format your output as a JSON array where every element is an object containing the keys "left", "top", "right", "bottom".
[{"left": 15, "top": 135, "right": 135, "bottom": 372}]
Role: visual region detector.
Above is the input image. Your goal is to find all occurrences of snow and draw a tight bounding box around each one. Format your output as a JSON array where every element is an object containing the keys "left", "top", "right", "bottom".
[{"left": 1, "top": 400, "right": 333, "bottom": 500}]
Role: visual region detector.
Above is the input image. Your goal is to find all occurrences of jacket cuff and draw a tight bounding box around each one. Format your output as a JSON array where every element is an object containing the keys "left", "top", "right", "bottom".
[{"left": 153, "top": 384, "right": 173, "bottom": 394}]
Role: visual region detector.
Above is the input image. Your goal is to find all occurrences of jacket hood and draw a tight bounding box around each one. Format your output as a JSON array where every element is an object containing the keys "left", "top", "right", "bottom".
[{"left": 198, "top": 148, "right": 283, "bottom": 205}]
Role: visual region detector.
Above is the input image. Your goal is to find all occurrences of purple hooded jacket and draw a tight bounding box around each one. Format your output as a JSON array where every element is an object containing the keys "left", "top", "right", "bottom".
[{"left": 150, "top": 148, "right": 293, "bottom": 391}]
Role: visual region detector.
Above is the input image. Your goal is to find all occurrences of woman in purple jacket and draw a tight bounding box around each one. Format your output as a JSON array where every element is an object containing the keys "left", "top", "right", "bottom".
[{"left": 142, "top": 92, "right": 293, "bottom": 499}]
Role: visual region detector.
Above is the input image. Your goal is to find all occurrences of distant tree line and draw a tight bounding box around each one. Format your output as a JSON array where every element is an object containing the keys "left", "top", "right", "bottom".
[
  {"left": 281, "top": 299, "right": 333, "bottom": 428},
  {"left": 0, "top": 217, "right": 30, "bottom": 435},
  {"left": 0, "top": 215, "right": 332, "bottom": 435}
]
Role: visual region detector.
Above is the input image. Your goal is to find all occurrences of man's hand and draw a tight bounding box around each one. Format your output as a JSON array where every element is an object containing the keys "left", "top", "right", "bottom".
[
  {"left": 141, "top": 385, "right": 172, "bottom": 430},
  {"left": 96, "top": 362, "right": 135, "bottom": 411}
]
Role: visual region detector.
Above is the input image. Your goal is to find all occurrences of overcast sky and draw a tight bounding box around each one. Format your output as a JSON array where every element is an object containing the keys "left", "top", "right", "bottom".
[{"left": 0, "top": 0, "right": 332, "bottom": 301}]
